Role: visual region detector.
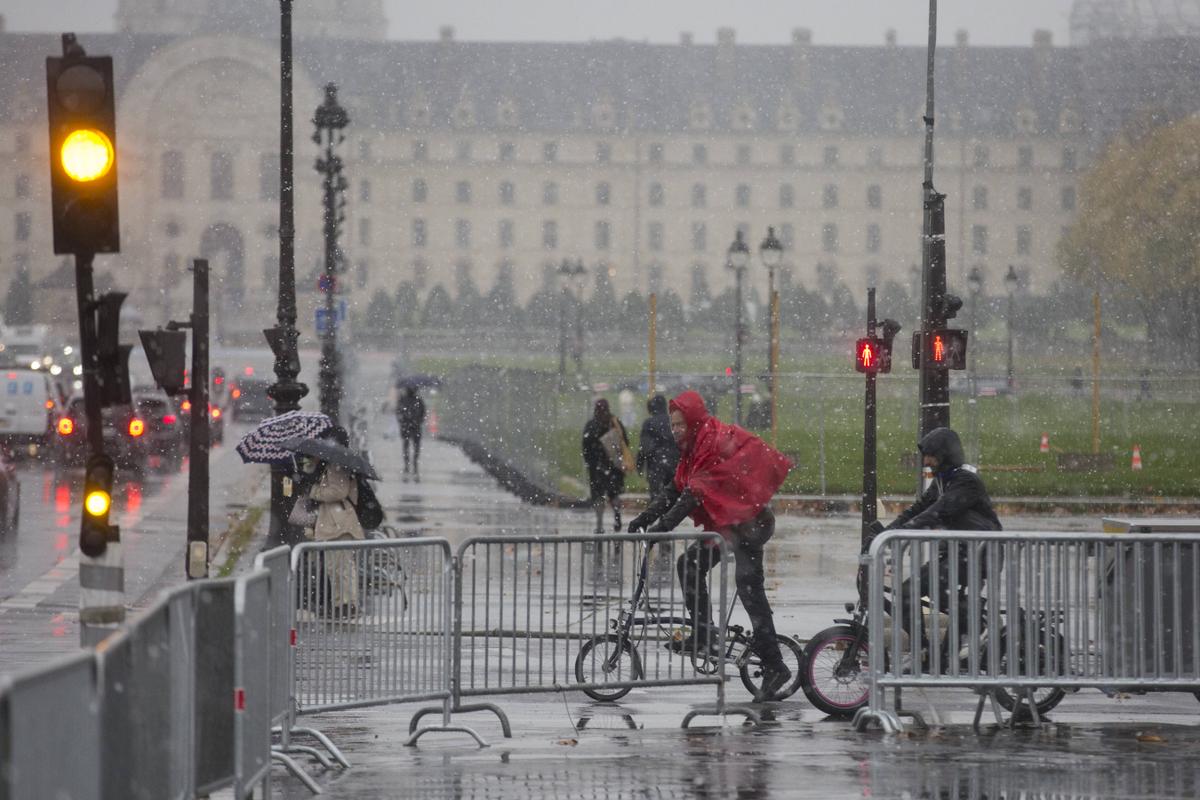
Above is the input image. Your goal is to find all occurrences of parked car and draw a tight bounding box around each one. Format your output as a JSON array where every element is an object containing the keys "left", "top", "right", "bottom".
[
  {"left": 0, "top": 448, "right": 19, "bottom": 535},
  {"left": 52, "top": 396, "right": 150, "bottom": 474},
  {"left": 0, "top": 368, "right": 55, "bottom": 458},
  {"left": 132, "top": 390, "right": 185, "bottom": 471},
  {"left": 229, "top": 378, "right": 274, "bottom": 422},
  {"left": 177, "top": 397, "right": 225, "bottom": 447}
]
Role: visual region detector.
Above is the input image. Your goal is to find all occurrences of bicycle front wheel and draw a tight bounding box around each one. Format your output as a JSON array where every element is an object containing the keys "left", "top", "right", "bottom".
[
  {"left": 801, "top": 625, "right": 871, "bottom": 718},
  {"left": 575, "top": 634, "right": 643, "bottom": 701},
  {"left": 738, "top": 634, "right": 806, "bottom": 700}
]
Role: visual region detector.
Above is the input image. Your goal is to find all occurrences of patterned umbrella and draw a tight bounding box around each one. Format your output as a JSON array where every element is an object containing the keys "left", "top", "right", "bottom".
[{"left": 236, "top": 410, "right": 333, "bottom": 464}]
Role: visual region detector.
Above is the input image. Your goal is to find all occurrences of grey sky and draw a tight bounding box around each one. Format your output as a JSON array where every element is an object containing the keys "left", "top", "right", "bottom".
[{"left": 3, "top": 1, "right": 1078, "bottom": 47}]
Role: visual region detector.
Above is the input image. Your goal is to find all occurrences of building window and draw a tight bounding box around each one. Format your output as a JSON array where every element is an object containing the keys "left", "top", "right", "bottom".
[
  {"left": 595, "top": 220, "right": 611, "bottom": 250},
  {"left": 499, "top": 181, "right": 515, "bottom": 205},
  {"left": 596, "top": 182, "right": 611, "bottom": 206},
  {"left": 15, "top": 174, "right": 30, "bottom": 200},
  {"left": 866, "top": 223, "right": 881, "bottom": 253},
  {"left": 823, "top": 145, "right": 839, "bottom": 166},
  {"left": 15, "top": 212, "right": 31, "bottom": 242},
  {"left": 412, "top": 179, "right": 428, "bottom": 203},
  {"left": 648, "top": 142, "right": 664, "bottom": 163},
  {"left": 823, "top": 184, "right": 839, "bottom": 209},
  {"left": 867, "top": 145, "right": 884, "bottom": 167},
  {"left": 1061, "top": 186, "right": 1077, "bottom": 211},
  {"left": 779, "top": 223, "right": 794, "bottom": 249},
  {"left": 973, "top": 145, "right": 990, "bottom": 168},
  {"left": 455, "top": 219, "right": 471, "bottom": 248},
  {"left": 543, "top": 182, "right": 558, "bottom": 206},
  {"left": 210, "top": 152, "right": 233, "bottom": 200},
  {"left": 780, "top": 144, "right": 795, "bottom": 166},
  {"left": 15, "top": 132, "right": 29, "bottom": 153},
  {"left": 455, "top": 181, "right": 471, "bottom": 204},
  {"left": 867, "top": 184, "right": 882, "bottom": 210},
  {"left": 412, "top": 140, "right": 427, "bottom": 161},
  {"left": 359, "top": 179, "right": 371, "bottom": 203},
  {"left": 736, "top": 144, "right": 752, "bottom": 166},
  {"left": 692, "top": 144, "right": 707, "bottom": 165},
  {"left": 257, "top": 153, "right": 278, "bottom": 201},
  {"left": 499, "top": 141, "right": 515, "bottom": 161},
  {"left": 779, "top": 184, "right": 794, "bottom": 209},
  {"left": 736, "top": 184, "right": 751, "bottom": 208},
  {"left": 542, "top": 220, "right": 558, "bottom": 249},
  {"left": 648, "top": 222, "right": 664, "bottom": 252},
  {"left": 1062, "top": 146, "right": 1077, "bottom": 172},
  {"left": 973, "top": 186, "right": 988, "bottom": 211},
  {"left": 162, "top": 150, "right": 185, "bottom": 199},
  {"left": 691, "top": 184, "right": 706, "bottom": 209},
  {"left": 356, "top": 260, "right": 369, "bottom": 289},
  {"left": 692, "top": 222, "right": 706, "bottom": 252},
  {"left": 972, "top": 224, "right": 988, "bottom": 254},
  {"left": 359, "top": 218, "right": 371, "bottom": 247},
  {"left": 499, "top": 219, "right": 514, "bottom": 249},
  {"left": 1016, "top": 225, "right": 1032, "bottom": 256},
  {"left": 543, "top": 142, "right": 558, "bottom": 162},
  {"left": 821, "top": 223, "right": 839, "bottom": 252},
  {"left": 1018, "top": 145, "right": 1034, "bottom": 171},
  {"left": 358, "top": 140, "right": 372, "bottom": 161},
  {"left": 596, "top": 142, "right": 612, "bottom": 163},
  {"left": 412, "top": 218, "right": 426, "bottom": 247},
  {"left": 456, "top": 140, "right": 472, "bottom": 162},
  {"left": 648, "top": 182, "right": 664, "bottom": 207}
]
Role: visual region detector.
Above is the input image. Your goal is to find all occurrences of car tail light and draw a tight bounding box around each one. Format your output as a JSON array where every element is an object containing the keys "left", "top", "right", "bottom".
[
  {"left": 211, "top": 407, "right": 222, "bottom": 419},
  {"left": 57, "top": 417, "right": 75, "bottom": 436},
  {"left": 231, "top": 389, "right": 241, "bottom": 399},
  {"left": 128, "top": 418, "right": 145, "bottom": 437},
  {"left": 45, "top": 399, "right": 56, "bottom": 410},
  {"left": 163, "top": 414, "right": 177, "bottom": 425},
  {"left": 181, "top": 399, "right": 192, "bottom": 412}
]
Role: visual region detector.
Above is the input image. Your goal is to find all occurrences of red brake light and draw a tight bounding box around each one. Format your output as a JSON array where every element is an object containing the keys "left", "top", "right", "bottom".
[
  {"left": 57, "top": 417, "right": 75, "bottom": 436},
  {"left": 231, "top": 389, "right": 241, "bottom": 399},
  {"left": 163, "top": 414, "right": 177, "bottom": 425},
  {"left": 45, "top": 399, "right": 56, "bottom": 410},
  {"left": 211, "top": 407, "right": 222, "bottom": 419},
  {"left": 128, "top": 418, "right": 145, "bottom": 437},
  {"left": 243, "top": 366, "right": 254, "bottom": 376},
  {"left": 181, "top": 399, "right": 192, "bottom": 411}
]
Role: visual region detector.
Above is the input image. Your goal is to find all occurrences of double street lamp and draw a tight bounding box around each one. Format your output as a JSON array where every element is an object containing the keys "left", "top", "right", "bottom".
[
  {"left": 759, "top": 227, "right": 784, "bottom": 441},
  {"left": 313, "top": 83, "right": 349, "bottom": 425},
  {"left": 558, "top": 258, "right": 587, "bottom": 385},
  {"left": 1004, "top": 264, "right": 1019, "bottom": 392},
  {"left": 726, "top": 230, "right": 750, "bottom": 425}
]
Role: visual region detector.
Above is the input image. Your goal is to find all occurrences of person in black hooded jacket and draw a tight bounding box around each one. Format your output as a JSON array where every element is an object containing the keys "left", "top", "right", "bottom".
[{"left": 635, "top": 394, "right": 679, "bottom": 502}]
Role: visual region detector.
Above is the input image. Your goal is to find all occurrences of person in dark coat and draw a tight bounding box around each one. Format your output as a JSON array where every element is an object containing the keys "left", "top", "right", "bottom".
[
  {"left": 395, "top": 387, "right": 427, "bottom": 476},
  {"left": 635, "top": 394, "right": 679, "bottom": 502},
  {"left": 581, "top": 398, "right": 627, "bottom": 534}
]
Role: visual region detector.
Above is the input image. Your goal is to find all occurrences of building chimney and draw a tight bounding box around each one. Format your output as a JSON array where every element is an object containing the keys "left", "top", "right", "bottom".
[
  {"left": 716, "top": 27, "right": 736, "bottom": 88},
  {"left": 885, "top": 28, "right": 897, "bottom": 47},
  {"left": 791, "top": 28, "right": 811, "bottom": 87},
  {"left": 1033, "top": 29, "right": 1052, "bottom": 47},
  {"left": 792, "top": 28, "right": 811, "bottom": 45},
  {"left": 439, "top": 25, "right": 455, "bottom": 43},
  {"left": 680, "top": 31, "right": 693, "bottom": 46},
  {"left": 955, "top": 29, "right": 968, "bottom": 47}
]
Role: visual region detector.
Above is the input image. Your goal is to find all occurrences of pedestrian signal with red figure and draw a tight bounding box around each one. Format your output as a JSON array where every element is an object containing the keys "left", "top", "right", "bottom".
[
  {"left": 1132, "top": 444, "right": 1143, "bottom": 471},
  {"left": 1040, "top": 432, "right": 1050, "bottom": 453}
]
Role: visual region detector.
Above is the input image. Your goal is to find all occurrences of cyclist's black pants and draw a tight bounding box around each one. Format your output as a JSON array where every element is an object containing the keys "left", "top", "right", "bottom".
[{"left": 677, "top": 508, "right": 785, "bottom": 669}]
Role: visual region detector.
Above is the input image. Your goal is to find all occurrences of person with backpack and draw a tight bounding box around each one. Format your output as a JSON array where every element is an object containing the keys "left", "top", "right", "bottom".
[
  {"left": 636, "top": 394, "right": 679, "bottom": 502},
  {"left": 581, "top": 398, "right": 630, "bottom": 534}
]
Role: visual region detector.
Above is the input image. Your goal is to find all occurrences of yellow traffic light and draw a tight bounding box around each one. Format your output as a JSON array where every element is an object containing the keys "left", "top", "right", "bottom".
[
  {"left": 85, "top": 488, "right": 112, "bottom": 517},
  {"left": 61, "top": 128, "right": 114, "bottom": 182}
]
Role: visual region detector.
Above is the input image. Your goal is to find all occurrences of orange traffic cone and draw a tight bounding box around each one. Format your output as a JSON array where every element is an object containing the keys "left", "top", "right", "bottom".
[
  {"left": 428, "top": 410, "right": 439, "bottom": 438},
  {"left": 1039, "top": 432, "right": 1050, "bottom": 453},
  {"left": 1131, "top": 444, "right": 1143, "bottom": 471}
]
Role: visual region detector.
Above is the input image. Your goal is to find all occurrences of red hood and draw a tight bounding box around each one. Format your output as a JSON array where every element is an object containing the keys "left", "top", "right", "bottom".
[{"left": 668, "top": 390, "right": 708, "bottom": 451}]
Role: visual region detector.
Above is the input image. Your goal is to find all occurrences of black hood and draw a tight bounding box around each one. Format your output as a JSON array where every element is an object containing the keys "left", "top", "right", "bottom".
[
  {"left": 647, "top": 394, "right": 668, "bottom": 416},
  {"left": 918, "top": 427, "right": 965, "bottom": 469}
]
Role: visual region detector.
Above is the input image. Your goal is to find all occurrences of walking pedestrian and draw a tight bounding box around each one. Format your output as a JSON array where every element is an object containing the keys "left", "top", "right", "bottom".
[
  {"left": 627, "top": 390, "right": 794, "bottom": 702},
  {"left": 635, "top": 394, "right": 679, "bottom": 502},
  {"left": 396, "top": 386, "right": 426, "bottom": 478},
  {"left": 581, "top": 398, "right": 629, "bottom": 534},
  {"left": 299, "top": 426, "right": 365, "bottom": 617}
]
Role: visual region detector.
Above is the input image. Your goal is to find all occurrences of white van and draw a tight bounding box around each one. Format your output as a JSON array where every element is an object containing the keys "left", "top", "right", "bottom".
[{"left": 0, "top": 368, "right": 52, "bottom": 454}]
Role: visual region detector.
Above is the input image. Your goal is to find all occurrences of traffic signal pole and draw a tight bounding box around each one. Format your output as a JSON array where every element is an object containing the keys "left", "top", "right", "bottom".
[
  {"left": 185, "top": 260, "right": 210, "bottom": 578},
  {"left": 861, "top": 288, "right": 879, "bottom": 548}
]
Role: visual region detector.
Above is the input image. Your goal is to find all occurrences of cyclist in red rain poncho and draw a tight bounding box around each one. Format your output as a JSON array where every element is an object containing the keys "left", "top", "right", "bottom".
[{"left": 627, "top": 389, "right": 794, "bottom": 702}]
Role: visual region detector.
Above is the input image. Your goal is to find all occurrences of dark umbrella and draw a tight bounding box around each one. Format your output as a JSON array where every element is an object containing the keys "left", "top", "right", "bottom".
[
  {"left": 395, "top": 374, "right": 442, "bottom": 389},
  {"left": 282, "top": 436, "right": 379, "bottom": 479}
]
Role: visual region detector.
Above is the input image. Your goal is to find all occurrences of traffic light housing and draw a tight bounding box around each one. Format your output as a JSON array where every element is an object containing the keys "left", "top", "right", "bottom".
[
  {"left": 81, "top": 453, "right": 114, "bottom": 556},
  {"left": 46, "top": 39, "right": 120, "bottom": 255},
  {"left": 855, "top": 338, "right": 886, "bottom": 373},
  {"left": 139, "top": 328, "right": 188, "bottom": 395},
  {"left": 911, "top": 329, "right": 969, "bottom": 370},
  {"left": 95, "top": 292, "right": 131, "bottom": 406}
]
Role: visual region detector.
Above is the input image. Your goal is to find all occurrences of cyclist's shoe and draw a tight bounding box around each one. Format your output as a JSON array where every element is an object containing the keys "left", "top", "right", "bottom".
[
  {"left": 666, "top": 633, "right": 722, "bottom": 660},
  {"left": 754, "top": 663, "right": 792, "bottom": 703}
]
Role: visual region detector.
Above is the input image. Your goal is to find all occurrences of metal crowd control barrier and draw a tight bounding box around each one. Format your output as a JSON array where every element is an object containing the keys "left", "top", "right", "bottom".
[
  {"left": 408, "top": 532, "right": 757, "bottom": 739},
  {"left": 289, "top": 538, "right": 490, "bottom": 746},
  {"left": 853, "top": 530, "right": 1200, "bottom": 733}
]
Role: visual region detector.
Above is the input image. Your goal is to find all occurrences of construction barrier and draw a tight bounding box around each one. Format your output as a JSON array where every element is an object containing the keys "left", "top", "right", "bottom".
[{"left": 853, "top": 530, "right": 1200, "bottom": 733}]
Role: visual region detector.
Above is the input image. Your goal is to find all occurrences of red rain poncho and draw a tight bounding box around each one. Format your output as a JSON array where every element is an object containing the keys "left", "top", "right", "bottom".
[{"left": 669, "top": 390, "right": 793, "bottom": 534}]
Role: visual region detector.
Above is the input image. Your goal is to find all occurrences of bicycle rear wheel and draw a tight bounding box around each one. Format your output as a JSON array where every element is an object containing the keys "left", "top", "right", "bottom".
[
  {"left": 801, "top": 625, "right": 871, "bottom": 718},
  {"left": 575, "top": 634, "right": 643, "bottom": 701},
  {"left": 738, "top": 634, "right": 805, "bottom": 700}
]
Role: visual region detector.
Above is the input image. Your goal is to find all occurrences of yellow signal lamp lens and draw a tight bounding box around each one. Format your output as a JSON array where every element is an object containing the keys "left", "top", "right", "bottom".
[
  {"left": 85, "top": 489, "right": 112, "bottom": 517},
  {"left": 61, "top": 129, "right": 115, "bottom": 182}
]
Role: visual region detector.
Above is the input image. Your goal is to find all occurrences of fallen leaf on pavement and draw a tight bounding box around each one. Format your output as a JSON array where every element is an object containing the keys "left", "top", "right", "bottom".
[{"left": 557, "top": 738, "right": 578, "bottom": 746}]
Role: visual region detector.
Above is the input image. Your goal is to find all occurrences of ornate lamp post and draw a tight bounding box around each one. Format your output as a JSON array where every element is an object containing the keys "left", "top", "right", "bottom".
[
  {"left": 966, "top": 265, "right": 984, "bottom": 463},
  {"left": 558, "top": 259, "right": 587, "bottom": 382},
  {"left": 266, "top": 0, "right": 309, "bottom": 547},
  {"left": 1004, "top": 264, "right": 1019, "bottom": 392},
  {"left": 759, "top": 227, "right": 783, "bottom": 441},
  {"left": 313, "top": 83, "right": 349, "bottom": 424},
  {"left": 726, "top": 230, "right": 750, "bottom": 425}
]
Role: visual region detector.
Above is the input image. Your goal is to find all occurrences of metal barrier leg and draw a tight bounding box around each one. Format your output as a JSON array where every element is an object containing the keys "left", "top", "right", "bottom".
[
  {"left": 270, "top": 750, "right": 322, "bottom": 795},
  {"left": 404, "top": 698, "right": 506, "bottom": 748},
  {"left": 851, "top": 706, "right": 903, "bottom": 733},
  {"left": 273, "top": 740, "right": 334, "bottom": 770},
  {"left": 681, "top": 703, "right": 760, "bottom": 728},
  {"left": 288, "top": 726, "right": 351, "bottom": 769}
]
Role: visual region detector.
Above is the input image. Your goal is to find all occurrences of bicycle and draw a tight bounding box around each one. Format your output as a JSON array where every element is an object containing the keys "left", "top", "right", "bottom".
[{"left": 573, "top": 539, "right": 805, "bottom": 702}]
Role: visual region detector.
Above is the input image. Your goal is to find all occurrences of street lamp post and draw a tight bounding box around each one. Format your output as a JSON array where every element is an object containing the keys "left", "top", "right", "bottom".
[
  {"left": 1004, "top": 264, "right": 1019, "bottom": 392},
  {"left": 966, "top": 266, "right": 984, "bottom": 464},
  {"left": 759, "top": 227, "right": 783, "bottom": 442},
  {"left": 558, "top": 259, "right": 587, "bottom": 383},
  {"left": 313, "top": 83, "right": 349, "bottom": 425},
  {"left": 266, "top": 0, "right": 310, "bottom": 548},
  {"left": 726, "top": 230, "right": 750, "bottom": 425}
]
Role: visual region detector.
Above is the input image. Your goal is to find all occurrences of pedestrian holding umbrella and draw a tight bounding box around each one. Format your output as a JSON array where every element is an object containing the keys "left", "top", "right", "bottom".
[{"left": 236, "top": 410, "right": 333, "bottom": 464}]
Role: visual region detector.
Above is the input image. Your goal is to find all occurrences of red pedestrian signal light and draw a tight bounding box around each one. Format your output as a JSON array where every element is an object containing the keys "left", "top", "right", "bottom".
[
  {"left": 855, "top": 338, "right": 892, "bottom": 374},
  {"left": 911, "top": 329, "right": 969, "bottom": 370}
]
